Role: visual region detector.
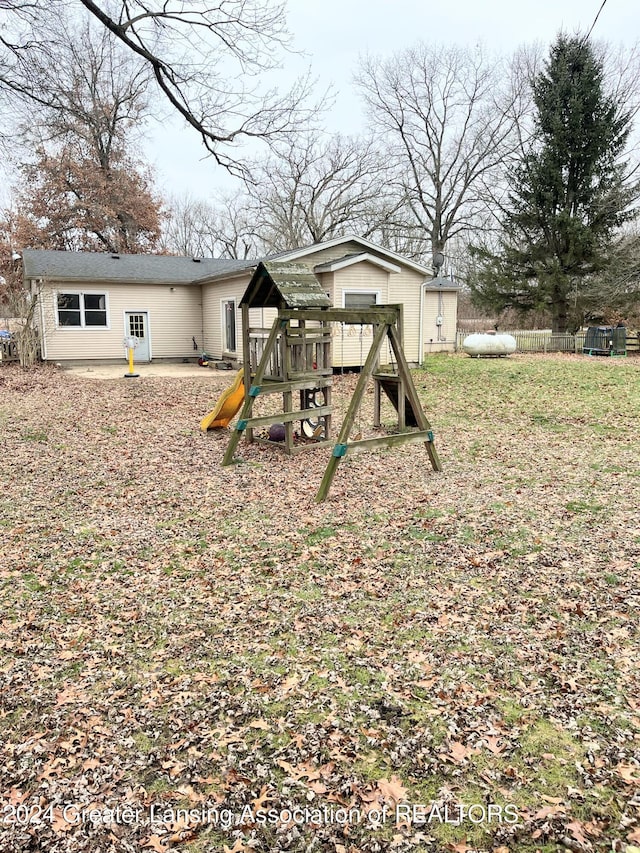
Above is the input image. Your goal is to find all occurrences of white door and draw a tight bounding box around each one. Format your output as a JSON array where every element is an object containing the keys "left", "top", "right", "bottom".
[{"left": 125, "top": 312, "right": 151, "bottom": 362}]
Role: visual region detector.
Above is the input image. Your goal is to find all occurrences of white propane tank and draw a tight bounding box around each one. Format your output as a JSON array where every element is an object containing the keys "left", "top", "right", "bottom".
[{"left": 462, "top": 333, "right": 517, "bottom": 357}]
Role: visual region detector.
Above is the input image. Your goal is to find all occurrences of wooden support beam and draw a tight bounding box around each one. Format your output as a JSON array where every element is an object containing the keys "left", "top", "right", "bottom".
[
  {"left": 283, "top": 389, "right": 294, "bottom": 452},
  {"left": 373, "top": 378, "right": 381, "bottom": 428},
  {"left": 340, "top": 430, "right": 436, "bottom": 456},
  {"left": 388, "top": 323, "right": 442, "bottom": 472},
  {"left": 315, "top": 321, "right": 389, "bottom": 502},
  {"left": 288, "top": 368, "right": 333, "bottom": 380},
  {"left": 222, "top": 316, "right": 284, "bottom": 466},
  {"left": 257, "top": 377, "right": 333, "bottom": 394},
  {"left": 241, "top": 303, "right": 253, "bottom": 442},
  {"left": 279, "top": 307, "right": 399, "bottom": 325},
  {"left": 253, "top": 436, "right": 333, "bottom": 455},
  {"left": 235, "top": 404, "right": 332, "bottom": 430},
  {"left": 285, "top": 329, "right": 332, "bottom": 340}
]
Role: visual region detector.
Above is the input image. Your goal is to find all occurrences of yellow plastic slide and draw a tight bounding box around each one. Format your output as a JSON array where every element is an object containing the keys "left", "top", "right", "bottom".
[{"left": 200, "top": 369, "right": 245, "bottom": 431}]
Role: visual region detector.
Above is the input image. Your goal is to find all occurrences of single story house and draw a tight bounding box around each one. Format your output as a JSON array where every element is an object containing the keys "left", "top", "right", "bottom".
[{"left": 21, "top": 236, "right": 459, "bottom": 368}]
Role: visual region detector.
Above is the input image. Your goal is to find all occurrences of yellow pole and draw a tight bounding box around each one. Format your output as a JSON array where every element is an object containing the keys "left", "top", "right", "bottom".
[{"left": 124, "top": 342, "right": 139, "bottom": 378}]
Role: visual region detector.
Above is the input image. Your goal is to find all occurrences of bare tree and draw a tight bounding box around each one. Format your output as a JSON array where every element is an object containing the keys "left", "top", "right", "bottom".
[
  {"left": 600, "top": 40, "right": 640, "bottom": 150},
  {"left": 1, "top": 0, "right": 319, "bottom": 177},
  {"left": 162, "top": 132, "right": 403, "bottom": 258},
  {"left": 0, "top": 209, "right": 40, "bottom": 366},
  {"left": 162, "top": 193, "right": 261, "bottom": 259},
  {"left": 6, "top": 19, "right": 163, "bottom": 253},
  {"left": 355, "top": 43, "right": 526, "bottom": 263},
  {"left": 582, "top": 228, "right": 640, "bottom": 326},
  {"left": 10, "top": 15, "right": 151, "bottom": 157},
  {"left": 244, "top": 133, "right": 400, "bottom": 252}
]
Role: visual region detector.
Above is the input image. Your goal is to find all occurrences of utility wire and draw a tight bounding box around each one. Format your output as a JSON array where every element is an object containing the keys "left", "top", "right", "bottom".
[{"left": 583, "top": 0, "right": 609, "bottom": 43}]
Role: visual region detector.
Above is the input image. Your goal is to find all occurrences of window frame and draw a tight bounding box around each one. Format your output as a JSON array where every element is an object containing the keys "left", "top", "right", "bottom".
[
  {"left": 55, "top": 290, "right": 110, "bottom": 329},
  {"left": 341, "top": 290, "right": 381, "bottom": 309}
]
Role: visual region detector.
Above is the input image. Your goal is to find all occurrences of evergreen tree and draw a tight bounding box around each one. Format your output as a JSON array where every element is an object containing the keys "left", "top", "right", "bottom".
[{"left": 471, "top": 35, "right": 637, "bottom": 332}]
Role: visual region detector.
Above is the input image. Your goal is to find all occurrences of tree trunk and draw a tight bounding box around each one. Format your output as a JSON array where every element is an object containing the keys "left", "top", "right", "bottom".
[{"left": 551, "top": 296, "right": 569, "bottom": 333}]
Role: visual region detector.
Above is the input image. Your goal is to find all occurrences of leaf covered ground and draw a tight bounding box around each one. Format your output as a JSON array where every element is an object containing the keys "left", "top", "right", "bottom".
[{"left": 1, "top": 354, "right": 639, "bottom": 853}]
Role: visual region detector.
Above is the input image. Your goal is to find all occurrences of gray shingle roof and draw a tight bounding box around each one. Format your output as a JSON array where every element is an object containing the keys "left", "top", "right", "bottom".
[
  {"left": 423, "top": 275, "right": 461, "bottom": 291},
  {"left": 22, "top": 249, "right": 252, "bottom": 285}
]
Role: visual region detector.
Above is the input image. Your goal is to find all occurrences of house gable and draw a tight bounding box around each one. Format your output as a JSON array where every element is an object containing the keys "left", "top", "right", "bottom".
[
  {"left": 314, "top": 253, "right": 401, "bottom": 275},
  {"left": 273, "top": 235, "right": 430, "bottom": 276}
]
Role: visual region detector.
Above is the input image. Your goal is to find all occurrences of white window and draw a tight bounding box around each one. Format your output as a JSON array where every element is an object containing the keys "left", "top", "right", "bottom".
[
  {"left": 56, "top": 292, "right": 108, "bottom": 327},
  {"left": 343, "top": 291, "right": 380, "bottom": 309}
]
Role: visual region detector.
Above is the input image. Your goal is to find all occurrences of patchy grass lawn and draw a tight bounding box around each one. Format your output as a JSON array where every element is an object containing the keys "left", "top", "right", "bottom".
[{"left": 1, "top": 354, "right": 639, "bottom": 853}]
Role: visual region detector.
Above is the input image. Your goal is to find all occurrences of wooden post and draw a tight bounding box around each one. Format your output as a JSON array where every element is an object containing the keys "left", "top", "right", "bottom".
[
  {"left": 388, "top": 322, "right": 442, "bottom": 472},
  {"left": 223, "top": 316, "right": 283, "bottom": 466},
  {"left": 241, "top": 303, "right": 253, "bottom": 442},
  {"left": 397, "top": 374, "right": 406, "bottom": 430},
  {"left": 373, "top": 378, "right": 382, "bottom": 428},
  {"left": 316, "top": 321, "right": 389, "bottom": 502},
  {"left": 283, "top": 389, "right": 294, "bottom": 453}
]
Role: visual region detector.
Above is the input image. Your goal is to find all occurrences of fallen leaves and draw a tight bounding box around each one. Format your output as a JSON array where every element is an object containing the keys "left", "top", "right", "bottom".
[
  {"left": 140, "top": 835, "right": 168, "bottom": 852},
  {"left": 1, "top": 358, "right": 640, "bottom": 851},
  {"left": 375, "top": 775, "right": 409, "bottom": 807},
  {"left": 617, "top": 764, "right": 640, "bottom": 785},
  {"left": 443, "top": 741, "right": 479, "bottom": 765}
]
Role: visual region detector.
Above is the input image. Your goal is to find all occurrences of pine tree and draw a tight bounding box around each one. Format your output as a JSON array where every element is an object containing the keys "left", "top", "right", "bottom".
[{"left": 471, "top": 35, "right": 637, "bottom": 332}]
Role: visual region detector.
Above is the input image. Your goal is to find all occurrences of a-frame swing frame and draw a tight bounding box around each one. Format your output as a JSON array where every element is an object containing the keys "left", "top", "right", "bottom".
[{"left": 222, "top": 305, "right": 442, "bottom": 502}]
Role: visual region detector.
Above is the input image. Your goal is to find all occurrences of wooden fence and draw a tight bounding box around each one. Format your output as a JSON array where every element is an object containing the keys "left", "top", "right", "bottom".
[{"left": 456, "top": 329, "right": 639, "bottom": 355}]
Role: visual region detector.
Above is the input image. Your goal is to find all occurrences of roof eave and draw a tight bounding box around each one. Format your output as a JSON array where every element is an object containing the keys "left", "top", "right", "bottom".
[
  {"left": 24, "top": 273, "right": 202, "bottom": 287},
  {"left": 195, "top": 265, "right": 257, "bottom": 286}
]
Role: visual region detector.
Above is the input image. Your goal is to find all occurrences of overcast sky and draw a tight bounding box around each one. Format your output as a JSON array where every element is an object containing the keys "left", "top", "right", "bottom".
[{"left": 144, "top": 0, "right": 639, "bottom": 202}]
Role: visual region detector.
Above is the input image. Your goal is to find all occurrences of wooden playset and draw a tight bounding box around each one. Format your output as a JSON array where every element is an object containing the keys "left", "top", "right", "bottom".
[{"left": 217, "top": 261, "right": 442, "bottom": 502}]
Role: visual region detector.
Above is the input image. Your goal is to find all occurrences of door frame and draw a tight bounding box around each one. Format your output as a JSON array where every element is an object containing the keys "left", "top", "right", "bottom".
[
  {"left": 221, "top": 298, "right": 237, "bottom": 356},
  {"left": 123, "top": 310, "right": 152, "bottom": 362}
]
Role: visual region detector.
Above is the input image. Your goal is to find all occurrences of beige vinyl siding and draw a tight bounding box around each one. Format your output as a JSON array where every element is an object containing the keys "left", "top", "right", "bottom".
[
  {"left": 39, "top": 282, "right": 202, "bottom": 362},
  {"left": 201, "top": 276, "right": 251, "bottom": 360},
  {"left": 422, "top": 290, "right": 457, "bottom": 356},
  {"left": 388, "top": 268, "right": 423, "bottom": 363},
  {"left": 332, "top": 262, "right": 391, "bottom": 368},
  {"left": 314, "top": 270, "right": 333, "bottom": 302},
  {"left": 293, "top": 241, "right": 367, "bottom": 271}
]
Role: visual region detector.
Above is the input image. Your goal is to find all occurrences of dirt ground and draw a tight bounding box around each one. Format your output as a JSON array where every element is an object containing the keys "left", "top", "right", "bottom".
[{"left": 61, "top": 361, "right": 237, "bottom": 381}]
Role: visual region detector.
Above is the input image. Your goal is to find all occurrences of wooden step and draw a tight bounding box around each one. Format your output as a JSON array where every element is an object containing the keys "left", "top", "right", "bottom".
[{"left": 375, "top": 374, "right": 419, "bottom": 427}]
